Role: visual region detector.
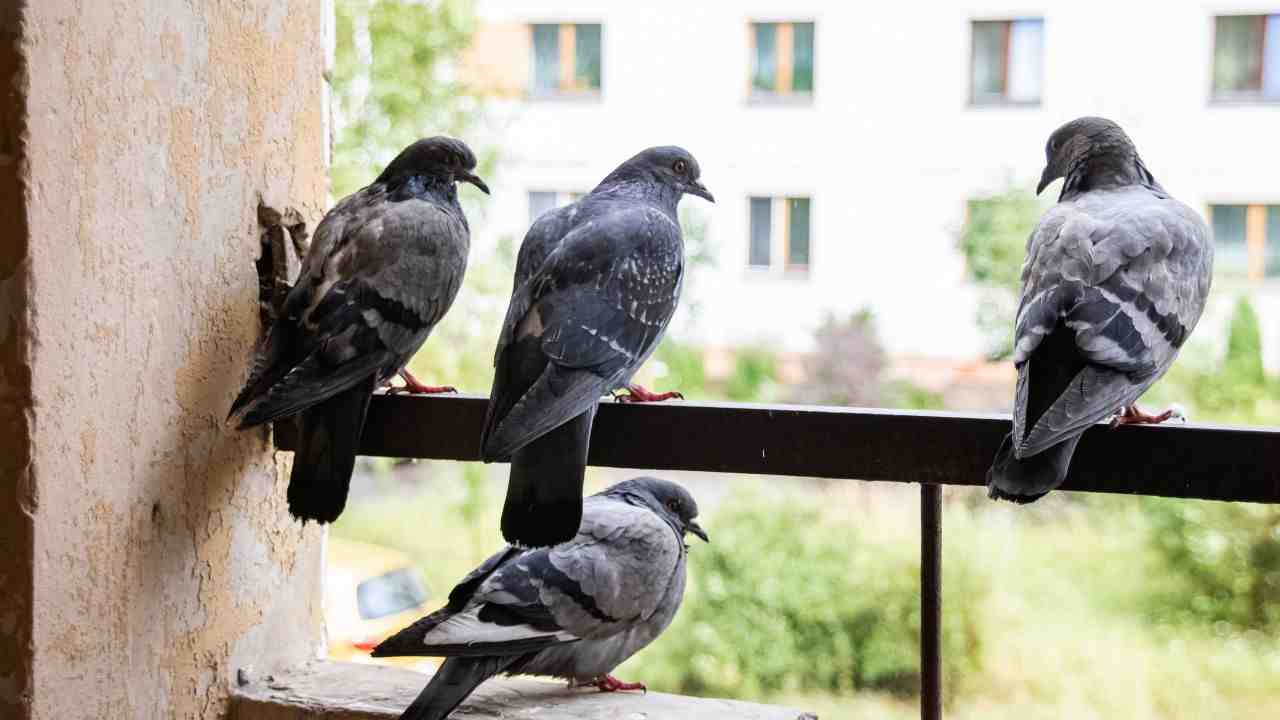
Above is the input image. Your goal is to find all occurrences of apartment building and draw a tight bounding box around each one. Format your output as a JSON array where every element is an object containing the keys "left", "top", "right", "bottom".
[{"left": 463, "top": 1, "right": 1280, "bottom": 367}]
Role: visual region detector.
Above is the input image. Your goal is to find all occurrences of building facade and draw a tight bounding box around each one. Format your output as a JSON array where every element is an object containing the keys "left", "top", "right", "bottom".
[{"left": 466, "top": 0, "right": 1280, "bottom": 367}]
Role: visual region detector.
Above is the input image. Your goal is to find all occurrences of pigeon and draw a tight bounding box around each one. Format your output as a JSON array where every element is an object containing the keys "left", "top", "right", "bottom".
[
  {"left": 372, "top": 476, "right": 708, "bottom": 720},
  {"left": 987, "top": 117, "right": 1213, "bottom": 502},
  {"left": 480, "top": 147, "right": 713, "bottom": 547},
  {"left": 227, "top": 137, "right": 488, "bottom": 523}
]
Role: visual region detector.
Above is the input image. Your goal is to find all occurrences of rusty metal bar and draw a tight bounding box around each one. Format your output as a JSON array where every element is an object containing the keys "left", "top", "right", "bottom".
[
  {"left": 275, "top": 394, "right": 1280, "bottom": 503},
  {"left": 920, "top": 482, "right": 942, "bottom": 720}
]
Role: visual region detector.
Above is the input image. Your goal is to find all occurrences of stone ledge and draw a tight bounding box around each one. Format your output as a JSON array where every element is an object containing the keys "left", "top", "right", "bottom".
[{"left": 231, "top": 659, "right": 817, "bottom": 720}]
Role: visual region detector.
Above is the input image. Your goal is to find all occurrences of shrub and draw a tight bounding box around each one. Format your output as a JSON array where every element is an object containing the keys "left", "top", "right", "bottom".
[
  {"left": 724, "top": 347, "right": 779, "bottom": 401},
  {"left": 621, "top": 494, "right": 987, "bottom": 703},
  {"left": 789, "top": 310, "right": 887, "bottom": 407},
  {"left": 1143, "top": 498, "right": 1280, "bottom": 633}
]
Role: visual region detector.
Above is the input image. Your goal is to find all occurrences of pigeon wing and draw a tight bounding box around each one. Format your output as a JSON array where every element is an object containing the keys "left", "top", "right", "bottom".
[
  {"left": 1011, "top": 191, "right": 1212, "bottom": 458},
  {"left": 481, "top": 206, "right": 683, "bottom": 458},
  {"left": 542, "top": 495, "right": 684, "bottom": 628},
  {"left": 232, "top": 187, "right": 467, "bottom": 427}
]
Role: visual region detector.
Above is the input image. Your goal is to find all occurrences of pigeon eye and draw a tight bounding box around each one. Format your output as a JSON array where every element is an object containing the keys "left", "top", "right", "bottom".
[
  {"left": 673, "top": 159, "right": 688, "bottom": 174},
  {"left": 666, "top": 499, "right": 680, "bottom": 512}
]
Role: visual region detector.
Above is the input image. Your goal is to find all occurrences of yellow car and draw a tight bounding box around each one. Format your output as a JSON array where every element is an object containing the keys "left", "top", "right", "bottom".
[{"left": 324, "top": 537, "right": 436, "bottom": 671}]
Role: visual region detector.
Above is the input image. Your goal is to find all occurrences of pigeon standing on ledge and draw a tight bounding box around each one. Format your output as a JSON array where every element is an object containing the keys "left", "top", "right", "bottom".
[
  {"left": 373, "top": 476, "right": 708, "bottom": 720},
  {"left": 228, "top": 137, "right": 488, "bottom": 523},
  {"left": 988, "top": 117, "right": 1213, "bottom": 502},
  {"left": 481, "top": 146, "right": 713, "bottom": 547}
]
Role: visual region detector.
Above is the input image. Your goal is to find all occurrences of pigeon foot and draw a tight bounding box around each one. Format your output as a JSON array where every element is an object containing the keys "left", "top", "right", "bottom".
[
  {"left": 614, "top": 385, "right": 683, "bottom": 403},
  {"left": 594, "top": 675, "right": 646, "bottom": 693},
  {"left": 388, "top": 368, "right": 456, "bottom": 395},
  {"left": 1109, "top": 404, "right": 1177, "bottom": 428}
]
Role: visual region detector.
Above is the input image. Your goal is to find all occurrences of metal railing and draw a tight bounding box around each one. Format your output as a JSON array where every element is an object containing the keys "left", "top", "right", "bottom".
[{"left": 276, "top": 393, "right": 1280, "bottom": 719}]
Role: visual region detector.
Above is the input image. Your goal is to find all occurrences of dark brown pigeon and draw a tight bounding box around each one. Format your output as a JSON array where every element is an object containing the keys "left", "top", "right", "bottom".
[
  {"left": 481, "top": 146, "right": 713, "bottom": 547},
  {"left": 988, "top": 117, "right": 1213, "bottom": 502},
  {"left": 228, "top": 137, "right": 488, "bottom": 523}
]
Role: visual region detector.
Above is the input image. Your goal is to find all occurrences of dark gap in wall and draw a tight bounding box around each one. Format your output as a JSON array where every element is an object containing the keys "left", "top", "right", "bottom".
[{"left": 255, "top": 204, "right": 308, "bottom": 333}]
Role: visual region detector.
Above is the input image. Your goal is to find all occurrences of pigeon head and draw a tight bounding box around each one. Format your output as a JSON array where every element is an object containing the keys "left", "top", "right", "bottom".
[
  {"left": 604, "top": 476, "right": 708, "bottom": 543},
  {"left": 1037, "top": 117, "right": 1153, "bottom": 198},
  {"left": 597, "top": 146, "right": 715, "bottom": 204},
  {"left": 377, "top": 136, "right": 490, "bottom": 194}
]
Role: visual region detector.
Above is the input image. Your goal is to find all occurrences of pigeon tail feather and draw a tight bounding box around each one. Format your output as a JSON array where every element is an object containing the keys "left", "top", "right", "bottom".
[
  {"left": 500, "top": 406, "right": 595, "bottom": 547},
  {"left": 287, "top": 377, "right": 374, "bottom": 524},
  {"left": 396, "top": 656, "right": 519, "bottom": 720},
  {"left": 236, "top": 348, "right": 392, "bottom": 429},
  {"left": 986, "top": 431, "right": 1081, "bottom": 503}
]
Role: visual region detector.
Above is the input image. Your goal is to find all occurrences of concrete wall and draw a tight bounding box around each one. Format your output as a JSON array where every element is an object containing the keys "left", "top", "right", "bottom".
[
  {"left": 2, "top": 1, "right": 330, "bottom": 717},
  {"left": 469, "top": 0, "right": 1280, "bottom": 365}
]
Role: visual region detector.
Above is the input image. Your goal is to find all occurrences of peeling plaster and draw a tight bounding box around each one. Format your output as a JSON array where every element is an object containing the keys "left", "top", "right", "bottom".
[{"left": 18, "top": 1, "right": 328, "bottom": 718}]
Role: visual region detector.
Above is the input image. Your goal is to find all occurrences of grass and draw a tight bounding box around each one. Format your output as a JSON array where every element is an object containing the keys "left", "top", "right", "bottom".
[{"left": 333, "top": 469, "right": 1280, "bottom": 719}]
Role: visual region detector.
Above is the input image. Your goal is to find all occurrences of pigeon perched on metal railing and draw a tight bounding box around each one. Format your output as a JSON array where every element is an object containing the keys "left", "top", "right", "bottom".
[
  {"left": 481, "top": 147, "right": 713, "bottom": 547},
  {"left": 373, "top": 476, "right": 708, "bottom": 720},
  {"left": 987, "top": 117, "right": 1213, "bottom": 502},
  {"left": 228, "top": 137, "right": 488, "bottom": 523}
]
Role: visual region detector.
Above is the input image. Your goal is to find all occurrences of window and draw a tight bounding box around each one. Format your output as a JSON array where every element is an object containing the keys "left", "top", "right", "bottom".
[
  {"left": 530, "top": 23, "right": 602, "bottom": 98},
  {"left": 1210, "top": 203, "right": 1280, "bottom": 280},
  {"left": 970, "top": 19, "right": 1044, "bottom": 105},
  {"left": 1212, "top": 14, "right": 1280, "bottom": 101},
  {"left": 747, "top": 196, "right": 811, "bottom": 273},
  {"left": 750, "top": 22, "right": 815, "bottom": 100},
  {"left": 528, "top": 190, "right": 583, "bottom": 224}
]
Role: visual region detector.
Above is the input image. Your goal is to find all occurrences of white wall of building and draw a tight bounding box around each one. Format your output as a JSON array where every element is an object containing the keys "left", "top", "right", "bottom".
[{"left": 470, "top": 0, "right": 1280, "bottom": 366}]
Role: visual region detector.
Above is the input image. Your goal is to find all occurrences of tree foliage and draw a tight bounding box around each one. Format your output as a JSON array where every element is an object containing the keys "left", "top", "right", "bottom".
[
  {"left": 332, "top": 0, "right": 481, "bottom": 198},
  {"left": 957, "top": 189, "right": 1042, "bottom": 358}
]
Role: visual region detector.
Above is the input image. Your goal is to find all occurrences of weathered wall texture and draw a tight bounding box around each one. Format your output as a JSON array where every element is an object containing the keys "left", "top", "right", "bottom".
[
  {"left": 17, "top": 1, "right": 329, "bottom": 717},
  {"left": 0, "top": 2, "right": 34, "bottom": 717}
]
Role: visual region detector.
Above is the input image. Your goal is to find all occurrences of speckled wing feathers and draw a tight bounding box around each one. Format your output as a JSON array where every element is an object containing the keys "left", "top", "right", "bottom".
[
  {"left": 482, "top": 205, "right": 683, "bottom": 458},
  {"left": 230, "top": 183, "right": 468, "bottom": 428}
]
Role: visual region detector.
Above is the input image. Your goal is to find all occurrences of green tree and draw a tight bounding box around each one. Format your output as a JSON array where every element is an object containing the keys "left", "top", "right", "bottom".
[
  {"left": 957, "top": 189, "right": 1043, "bottom": 359},
  {"left": 332, "top": 0, "right": 483, "bottom": 198},
  {"left": 1225, "top": 296, "right": 1265, "bottom": 387}
]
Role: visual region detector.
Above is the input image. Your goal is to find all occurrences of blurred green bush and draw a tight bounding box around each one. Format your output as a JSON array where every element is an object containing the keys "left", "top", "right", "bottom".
[
  {"left": 1143, "top": 498, "right": 1280, "bottom": 633},
  {"left": 622, "top": 494, "right": 987, "bottom": 703}
]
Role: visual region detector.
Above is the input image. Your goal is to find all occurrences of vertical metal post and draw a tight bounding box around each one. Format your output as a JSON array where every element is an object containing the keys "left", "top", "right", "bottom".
[{"left": 921, "top": 482, "right": 942, "bottom": 720}]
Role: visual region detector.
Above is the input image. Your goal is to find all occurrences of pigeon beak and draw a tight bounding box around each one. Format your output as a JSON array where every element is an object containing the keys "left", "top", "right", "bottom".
[
  {"left": 458, "top": 170, "right": 490, "bottom": 195},
  {"left": 1035, "top": 165, "right": 1057, "bottom": 195},
  {"left": 687, "top": 520, "right": 709, "bottom": 543},
  {"left": 686, "top": 180, "right": 715, "bottom": 203}
]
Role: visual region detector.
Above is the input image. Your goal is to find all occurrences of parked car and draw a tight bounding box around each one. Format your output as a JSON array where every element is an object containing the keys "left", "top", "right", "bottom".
[{"left": 324, "top": 537, "right": 435, "bottom": 671}]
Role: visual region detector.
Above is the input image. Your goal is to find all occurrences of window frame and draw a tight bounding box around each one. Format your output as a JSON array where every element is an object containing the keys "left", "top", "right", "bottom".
[
  {"left": 967, "top": 17, "right": 1045, "bottom": 108},
  {"left": 526, "top": 21, "right": 605, "bottom": 102},
  {"left": 745, "top": 194, "right": 813, "bottom": 277},
  {"left": 747, "top": 19, "right": 817, "bottom": 106},
  {"left": 1209, "top": 12, "right": 1280, "bottom": 104},
  {"left": 1207, "top": 201, "right": 1280, "bottom": 282},
  {"left": 528, "top": 189, "right": 586, "bottom": 224}
]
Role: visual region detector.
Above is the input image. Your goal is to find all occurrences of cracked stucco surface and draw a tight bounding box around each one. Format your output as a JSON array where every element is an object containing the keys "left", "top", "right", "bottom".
[{"left": 14, "top": 1, "right": 328, "bottom": 718}]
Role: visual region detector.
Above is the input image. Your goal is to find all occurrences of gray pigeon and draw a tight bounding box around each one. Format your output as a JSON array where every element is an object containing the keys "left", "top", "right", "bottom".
[
  {"left": 987, "top": 117, "right": 1213, "bottom": 502},
  {"left": 372, "top": 476, "right": 708, "bottom": 720},
  {"left": 227, "top": 137, "right": 488, "bottom": 523},
  {"left": 481, "top": 147, "right": 713, "bottom": 547}
]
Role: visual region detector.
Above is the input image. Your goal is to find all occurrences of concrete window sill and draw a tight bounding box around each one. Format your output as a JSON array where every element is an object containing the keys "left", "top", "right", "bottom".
[{"left": 232, "top": 660, "right": 817, "bottom": 720}]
